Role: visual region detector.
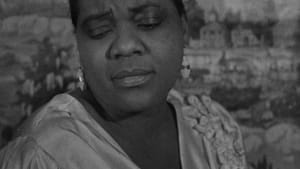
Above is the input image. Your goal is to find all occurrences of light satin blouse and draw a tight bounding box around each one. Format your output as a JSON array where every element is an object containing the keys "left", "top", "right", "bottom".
[{"left": 0, "top": 92, "right": 247, "bottom": 169}]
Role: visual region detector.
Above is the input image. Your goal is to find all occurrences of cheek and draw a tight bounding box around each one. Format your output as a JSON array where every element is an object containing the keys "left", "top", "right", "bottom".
[
  {"left": 76, "top": 37, "right": 110, "bottom": 83},
  {"left": 77, "top": 35, "right": 106, "bottom": 66},
  {"left": 149, "top": 29, "right": 184, "bottom": 72}
]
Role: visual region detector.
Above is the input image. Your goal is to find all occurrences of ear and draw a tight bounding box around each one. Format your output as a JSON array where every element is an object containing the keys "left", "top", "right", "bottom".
[{"left": 181, "top": 16, "right": 189, "bottom": 47}]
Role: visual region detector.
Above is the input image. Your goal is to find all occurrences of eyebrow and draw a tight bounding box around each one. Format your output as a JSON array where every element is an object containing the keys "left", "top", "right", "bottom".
[
  {"left": 81, "top": 10, "right": 113, "bottom": 27},
  {"left": 128, "top": 2, "right": 161, "bottom": 14}
]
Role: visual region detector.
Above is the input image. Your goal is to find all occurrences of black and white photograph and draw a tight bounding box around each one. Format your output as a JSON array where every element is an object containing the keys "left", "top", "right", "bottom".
[{"left": 0, "top": 0, "right": 299, "bottom": 168}]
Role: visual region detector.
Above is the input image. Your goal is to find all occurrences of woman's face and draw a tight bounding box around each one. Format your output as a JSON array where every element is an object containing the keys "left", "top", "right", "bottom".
[{"left": 76, "top": 0, "right": 185, "bottom": 119}]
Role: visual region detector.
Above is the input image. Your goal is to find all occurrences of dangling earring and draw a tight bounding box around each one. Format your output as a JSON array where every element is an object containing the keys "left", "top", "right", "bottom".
[
  {"left": 77, "top": 67, "right": 85, "bottom": 91},
  {"left": 181, "top": 56, "right": 191, "bottom": 79}
]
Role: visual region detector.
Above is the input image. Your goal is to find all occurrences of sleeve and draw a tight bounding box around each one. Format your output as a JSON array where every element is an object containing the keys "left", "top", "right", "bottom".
[
  {"left": 186, "top": 94, "right": 247, "bottom": 169},
  {"left": 0, "top": 136, "right": 60, "bottom": 169}
]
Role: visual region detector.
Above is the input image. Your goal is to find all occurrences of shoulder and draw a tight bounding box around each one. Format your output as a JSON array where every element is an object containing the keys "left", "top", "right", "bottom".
[
  {"left": 168, "top": 89, "right": 247, "bottom": 169},
  {"left": 0, "top": 94, "right": 87, "bottom": 168},
  {"left": 14, "top": 94, "right": 83, "bottom": 148},
  {"left": 168, "top": 89, "right": 239, "bottom": 127},
  {"left": 0, "top": 136, "right": 59, "bottom": 168}
]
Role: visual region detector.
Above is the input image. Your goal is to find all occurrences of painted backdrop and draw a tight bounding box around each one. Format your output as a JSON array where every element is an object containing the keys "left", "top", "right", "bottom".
[{"left": 0, "top": 0, "right": 300, "bottom": 169}]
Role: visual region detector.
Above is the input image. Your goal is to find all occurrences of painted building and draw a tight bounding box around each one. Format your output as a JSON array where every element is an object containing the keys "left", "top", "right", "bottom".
[
  {"left": 273, "top": 19, "right": 298, "bottom": 48},
  {"left": 231, "top": 26, "right": 260, "bottom": 48},
  {"left": 199, "top": 22, "right": 229, "bottom": 48},
  {"left": 199, "top": 8, "right": 229, "bottom": 49}
]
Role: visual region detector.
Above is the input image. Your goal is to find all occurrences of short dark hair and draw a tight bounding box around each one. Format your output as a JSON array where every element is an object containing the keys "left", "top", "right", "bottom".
[{"left": 69, "top": 0, "right": 186, "bottom": 28}]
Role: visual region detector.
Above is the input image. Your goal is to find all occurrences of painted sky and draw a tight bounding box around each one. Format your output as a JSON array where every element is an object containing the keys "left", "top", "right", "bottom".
[{"left": 195, "top": 0, "right": 300, "bottom": 20}]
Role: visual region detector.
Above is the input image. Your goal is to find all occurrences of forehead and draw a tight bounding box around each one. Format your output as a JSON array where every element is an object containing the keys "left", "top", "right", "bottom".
[{"left": 78, "top": 0, "right": 174, "bottom": 18}]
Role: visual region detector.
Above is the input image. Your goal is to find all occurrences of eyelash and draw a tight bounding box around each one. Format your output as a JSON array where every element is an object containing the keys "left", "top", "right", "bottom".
[
  {"left": 138, "top": 18, "right": 162, "bottom": 30},
  {"left": 87, "top": 26, "right": 113, "bottom": 39}
]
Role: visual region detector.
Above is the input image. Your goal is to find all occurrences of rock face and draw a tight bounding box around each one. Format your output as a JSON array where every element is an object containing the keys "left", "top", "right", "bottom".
[
  {"left": 0, "top": 0, "right": 69, "bottom": 18},
  {"left": 242, "top": 123, "right": 300, "bottom": 169},
  {"left": 265, "top": 123, "right": 300, "bottom": 153},
  {"left": 1, "top": 15, "right": 73, "bottom": 36},
  {"left": 244, "top": 134, "right": 263, "bottom": 152}
]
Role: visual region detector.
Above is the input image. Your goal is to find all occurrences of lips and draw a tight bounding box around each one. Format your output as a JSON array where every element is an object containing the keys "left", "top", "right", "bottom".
[{"left": 111, "top": 69, "right": 155, "bottom": 87}]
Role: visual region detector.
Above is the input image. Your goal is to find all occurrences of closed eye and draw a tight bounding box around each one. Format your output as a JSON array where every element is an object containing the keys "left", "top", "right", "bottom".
[
  {"left": 132, "top": 5, "right": 165, "bottom": 31},
  {"left": 81, "top": 11, "right": 114, "bottom": 39},
  {"left": 87, "top": 25, "right": 113, "bottom": 39},
  {"left": 137, "top": 17, "right": 162, "bottom": 30}
]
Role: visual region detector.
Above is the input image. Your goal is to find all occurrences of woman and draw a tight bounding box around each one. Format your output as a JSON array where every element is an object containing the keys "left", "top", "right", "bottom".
[{"left": 0, "top": 0, "right": 247, "bottom": 168}]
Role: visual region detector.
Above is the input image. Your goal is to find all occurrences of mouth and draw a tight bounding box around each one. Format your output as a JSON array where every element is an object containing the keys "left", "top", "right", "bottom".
[{"left": 111, "top": 69, "right": 155, "bottom": 88}]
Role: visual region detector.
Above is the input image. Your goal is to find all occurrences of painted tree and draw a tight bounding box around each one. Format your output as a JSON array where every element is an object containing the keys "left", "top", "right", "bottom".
[
  {"left": 15, "top": 37, "right": 78, "bottom": 116},
  {"left": 185, "top": 0, "right": 205, "bottom": 39}
]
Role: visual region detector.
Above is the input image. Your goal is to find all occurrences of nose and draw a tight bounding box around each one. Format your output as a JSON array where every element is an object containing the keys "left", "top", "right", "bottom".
[{"left": 107, "top": 25, "right": 146, "bottom": 59}]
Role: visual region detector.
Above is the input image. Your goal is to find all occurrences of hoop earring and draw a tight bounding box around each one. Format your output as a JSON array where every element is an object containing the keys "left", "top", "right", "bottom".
[
  {"left": 181, "top": 56, "right": 191, "bottom": 79},
  {"left": 77, "top": 67, "right": 85, "bottom": 91}
]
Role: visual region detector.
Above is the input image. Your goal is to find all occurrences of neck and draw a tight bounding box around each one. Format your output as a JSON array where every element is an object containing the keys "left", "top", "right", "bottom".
[
  {"left": 109, "top": 101, "right": 173, "bottom": 134},
  {"left": 71, "top": 89, "right": 175, "bottom": 136}
]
